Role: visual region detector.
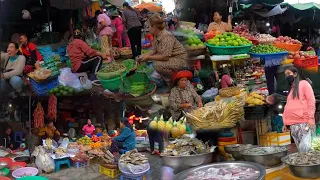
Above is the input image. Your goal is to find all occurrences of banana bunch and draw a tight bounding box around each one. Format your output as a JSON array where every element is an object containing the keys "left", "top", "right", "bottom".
[
  {"left": 245, "top": 92, "right": 265, "bottom": 106},
  {"left": 45, "top": 138, "right": 52, "bottom": 149}
]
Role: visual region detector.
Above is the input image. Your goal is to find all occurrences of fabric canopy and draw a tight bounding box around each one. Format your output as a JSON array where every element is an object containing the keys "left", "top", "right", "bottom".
[
  {"left": 254, "top": 4, "right": 287, "bottom": 17},
  {"left": 289, "top": 2, "right": 320, "bottom": 10},
  {"left": 134, "top": 3, "right": 162, "bottom": 12}
]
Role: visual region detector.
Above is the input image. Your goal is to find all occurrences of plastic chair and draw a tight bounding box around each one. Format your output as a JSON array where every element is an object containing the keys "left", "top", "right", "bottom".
[
  {"left": 14, "top": 132, "right": 24, "bottom": 144},
  {"left": 54, "top": 158, "right": 71, "bottom": 172}
]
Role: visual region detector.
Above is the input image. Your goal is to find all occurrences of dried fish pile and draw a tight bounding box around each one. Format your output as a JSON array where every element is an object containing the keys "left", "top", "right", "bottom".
[
  {"left": 119, "top": 149, "right": 148, "bottom": 165},
  {"left": 227, "top": 144, "right": 253, "bottom": 152},
  {"left": 283, "top": 151, "right": 320, "bottom": 165},
  {"left": 185, "top": 166, "right": 261, "bottom": 180},
  {"left": 242, "top": 147, "right": 287, "bottom": 156},
  {"left": 162, "top": 138, "right": 210, "bottom": 156}
]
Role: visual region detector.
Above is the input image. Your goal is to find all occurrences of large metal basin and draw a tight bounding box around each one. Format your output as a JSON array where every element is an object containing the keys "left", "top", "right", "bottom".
[
  {"left": 224, "top": 144, "right": 256, "bottom": 160},
  {"left": 174, "top": 161, "right": 266, "bottom": 180},
  {"left": 241, "top": 147, "right": 287, "bottom": 167},
  {"left": 282, "top": 153, "right": 320, "bottom": 179},
  {"left": 161, "top": 152, "right": 214, "bottom": 174}
]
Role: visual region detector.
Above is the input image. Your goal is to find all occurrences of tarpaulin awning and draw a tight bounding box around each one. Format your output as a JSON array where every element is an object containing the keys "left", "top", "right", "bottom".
[
  {"left": 288, "top": 2, "right": 320, "bottom": 10},
  {"left": 134, "top": 2, "right": 162, "bottom": 12},
  {"left": 254, "top": 4, "right": 287, "bottom": 17},
  {"left": 106, "top": 0, "right": 125, "bottom": 7}
]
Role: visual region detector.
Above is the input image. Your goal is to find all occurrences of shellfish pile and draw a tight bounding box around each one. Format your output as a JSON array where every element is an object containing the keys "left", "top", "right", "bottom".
[
  {"left": 283, "top": 151, "right": 320, "bottom": 165},
  {"left": 119, "top": 149, "right": 148, "bottom": 165},
  {"left": 241, "top": 146, "right": 287, "bottom": 156},
  {"left": 227, "top": 144, "right": 253, "bottom": 152},
  {"left": 162, "top": 138, "right": 210, "bottom": 156}
]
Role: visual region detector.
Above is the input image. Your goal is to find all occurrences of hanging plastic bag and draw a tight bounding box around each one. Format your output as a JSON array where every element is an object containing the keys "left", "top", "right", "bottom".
[
  {"left": 291, "top": 123, "right": 312, "bottom": 152},
  {"left": 58, "top": 68, "right": 82, "bottom": 91}
]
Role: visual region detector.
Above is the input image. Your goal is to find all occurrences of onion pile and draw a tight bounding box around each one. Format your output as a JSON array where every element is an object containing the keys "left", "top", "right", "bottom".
[
  {"left": 274, "top": 36, "right": 301, "bottom": 44},
  {"left": 255, "top": 34, "right": 276, "bottom": 44},
  {"left": 233, "top": 24, "right": 256, "bottom": 40},
  {"left": 289, "top": 51, "right": 313, "bottom": 59}
]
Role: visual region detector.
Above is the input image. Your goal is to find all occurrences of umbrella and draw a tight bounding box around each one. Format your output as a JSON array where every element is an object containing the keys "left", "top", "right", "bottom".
[
  {"left": 50, "top": 0, "right": 90, "bottom": 10},
  {"left": 135, "top": 3, "right": 162, "bottom": 12}
]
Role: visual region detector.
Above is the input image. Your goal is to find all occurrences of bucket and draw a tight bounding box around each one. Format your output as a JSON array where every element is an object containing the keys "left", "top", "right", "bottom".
[{"left": 218, "top": 137, "right": 237, "bottom": 159}]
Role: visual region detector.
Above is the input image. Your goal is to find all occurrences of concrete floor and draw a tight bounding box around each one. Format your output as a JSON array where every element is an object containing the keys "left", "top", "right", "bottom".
[{"left": 42, "top": 153, "right": 161, "bottom": 180}]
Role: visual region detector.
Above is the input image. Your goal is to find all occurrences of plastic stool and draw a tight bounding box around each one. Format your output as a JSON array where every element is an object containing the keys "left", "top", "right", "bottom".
[
  {"left": 14, "top": 132, "right": 23, "bottom": 144},
  {"left": 55, "top": 158, "right": 71, "bottom": 172},
  {"left": 120, "top": 169, "right": 151, "bottom": 180}
]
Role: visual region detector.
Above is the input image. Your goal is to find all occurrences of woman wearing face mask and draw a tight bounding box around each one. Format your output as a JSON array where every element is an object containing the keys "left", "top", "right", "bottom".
[
  {"left": 82, "top": 119, "right": 95, "bottom": 135},
  {"left": 169, "top": 70, "right": 203, "bottom": 121},
  {"left": 282, "top": 67, "right": 315, "bottom": 151},
  {"left": 0, "top": 42, "right": 26, "bottom": 95}
]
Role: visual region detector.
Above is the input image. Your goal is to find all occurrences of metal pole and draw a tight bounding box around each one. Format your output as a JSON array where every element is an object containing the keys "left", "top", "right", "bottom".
[
  {"left": 0, "top": 0, "right": 2, "bottom": 98},
  {"left": 29, "top": 95, "right": 31, "bottom": 135}
]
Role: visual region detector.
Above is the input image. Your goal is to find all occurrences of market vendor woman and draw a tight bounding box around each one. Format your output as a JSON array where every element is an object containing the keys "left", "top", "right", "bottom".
[
  {"left": 208, "top": 11, "right": 232, "bottom": 33},
  {"left": 38, "top": 120, "right": 60, "bottom": 142},
  {"left": 138, "top": 13, "right": 188, "bottom": 86},
  {"left": 169, "top": 70, "right": 203, "bottom": 121},
  {"left": 0, "top": 42, "right": 26, "bottom": 95},
  {"left": 110, "top": 117, "right": 136, "bottom": 154}
]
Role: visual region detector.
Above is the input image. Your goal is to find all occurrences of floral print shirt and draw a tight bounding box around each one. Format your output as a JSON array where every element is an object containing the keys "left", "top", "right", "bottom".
[{"left": 169, "top": 83, "right": 202, "bottom": 121}]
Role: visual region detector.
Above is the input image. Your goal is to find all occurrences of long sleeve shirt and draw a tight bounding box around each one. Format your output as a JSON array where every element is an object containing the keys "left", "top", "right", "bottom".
[
  {"left": 122, "top": 9, "right": 142, "bottom": 30},
  {"left": 283, "top": 80, "right": 316, "bottom": 126},
  {"left": 97, "top": 13, "right": 113, "bottom": 36},
  {"left": 67, "top": 39, "right": 99, "bottom": 72},
  {"left": 114, "top": 127, "right": 136, "bottom": 151},
  {"left": 169, "top": 83, "right": 202, "bottom": 121},
  {"left": 1, "top": 53, "right": 26, "bottom": 79}
]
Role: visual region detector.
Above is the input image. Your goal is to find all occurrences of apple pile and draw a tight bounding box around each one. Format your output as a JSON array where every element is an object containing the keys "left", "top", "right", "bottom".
[
  {"left": 274, "top": 36, "right": 302, "bottom": 45},
  {"left": 288, "top": 51, "right": 313, "bottom": 59}
]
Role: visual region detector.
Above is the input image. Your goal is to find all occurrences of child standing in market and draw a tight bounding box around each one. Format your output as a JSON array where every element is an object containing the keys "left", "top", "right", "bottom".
[{"left": 111, "top": 11, "right": 130, "bottom": 48}]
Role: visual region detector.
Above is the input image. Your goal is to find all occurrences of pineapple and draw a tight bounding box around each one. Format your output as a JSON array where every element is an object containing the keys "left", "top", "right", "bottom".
[
  {"left": 171, "top": 121, "right": 180, "bottom": 138},
  {"left": 157, "top": 115, "right": 166, "bottom": 131},
  {"left": 165, "top": 117, "right": 173, "bottom": 133},
  {"left": 149, "top": 117, "right": 158, "bottom": 129},
  {"left": 179, "top": 117, "right": 187, "bottom": 135}
]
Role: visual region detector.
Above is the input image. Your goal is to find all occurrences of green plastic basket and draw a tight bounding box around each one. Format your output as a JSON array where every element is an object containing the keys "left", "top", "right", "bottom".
[
  {"left": 18, "top": 176, "right": 49, "bottom": 180},
  {"left": 97, "top": 63, "right": 127, "bottom": 80},
  {"left": 205, "top": 44, "right": 252, "bottom": 55},
  {"left": 99, "top": 72, "right": 126, "bottom": 92}
]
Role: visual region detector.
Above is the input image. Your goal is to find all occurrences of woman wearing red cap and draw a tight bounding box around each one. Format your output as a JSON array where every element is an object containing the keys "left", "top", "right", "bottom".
[{"left": 169, "top": 70, "right": 203, "bottom": 121}]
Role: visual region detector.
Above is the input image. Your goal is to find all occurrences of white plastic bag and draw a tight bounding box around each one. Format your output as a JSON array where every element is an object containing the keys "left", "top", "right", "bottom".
[
  {"left": 58, "top": 68, "right": 82, "bottom": 91},
  {"left": 80, "top": 76, "right": 92, "bottom": 90},
  {"left": 291, "top": 123, "right": 312, "bottom": 152}
]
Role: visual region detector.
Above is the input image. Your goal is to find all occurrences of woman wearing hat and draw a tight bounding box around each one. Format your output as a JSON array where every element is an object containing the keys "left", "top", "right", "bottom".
[
  {"left": 111, "top": 11, "right": 130, "bottom": 48},
  {"left": 169, "top": 71, "right": 203, "bottom": 121}
]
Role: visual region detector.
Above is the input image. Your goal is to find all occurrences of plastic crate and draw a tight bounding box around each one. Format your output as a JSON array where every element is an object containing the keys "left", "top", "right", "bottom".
[
  {"left": 294, "top": 56, "right": 318, "bottom": 69},
  {"left": 259, "top": 132, "right": 291, "bottom": 147},
  {"left": 273, "top": 43, "right": 302, "bottom": 52},
  {"left": 30, "top": 77, "right": 59, "bottom": 96},
  {"left": 244, "top": 106, "right": 268, "bottom": 120},
  {"left": 99, "top": 165, "right": 121, "bottom": 178},
  {"left": 72, "top": 160, "right": 88, "bottom": 168},
  {"left": 249, "top": 52, "right": 288, "bottom": 67},
  {"left": 205, "top": 44, "right": 252, "bottom": 55}
]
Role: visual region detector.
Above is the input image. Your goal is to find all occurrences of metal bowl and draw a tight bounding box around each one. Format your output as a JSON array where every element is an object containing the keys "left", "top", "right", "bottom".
[
  {"left": 161, "top": 152, "right": 214, "bottom": 174},
  {"left": 241, "top": 147, "right": 288, "bottom": 167},
  {"left": 0, "top": 161, "right": 7, "bottom": 170},
  {"left": 281, "top": 153, "right": 320, "bottom": 179},
  {"left": 224, "top": 144, "right": 255, "bottom": 161},
  {"left": 174, "top": 161, "right": 266, "bottom": 180}
]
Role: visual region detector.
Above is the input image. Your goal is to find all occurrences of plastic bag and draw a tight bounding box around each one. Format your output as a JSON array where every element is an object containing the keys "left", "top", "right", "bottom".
[
  {"left": 201, "top": 88, "right": 218, "bottom": 98},
  {"left": 291, "top": 123, "right": 312, "bottom": 152},
  {"left": 58, "top": 68, "right": 82, "bottom": 91},
  {"left": 80, "top": 76, "right": 92, "bottom": 90}
]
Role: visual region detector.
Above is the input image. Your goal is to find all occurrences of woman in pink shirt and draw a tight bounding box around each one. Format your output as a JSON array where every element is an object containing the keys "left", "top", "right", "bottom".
[
  {"left": 82, "top": 119, "right": 96, "bottom": 135},
  {"left": 220, "top": 68, "right": 232, "bottom": 88},
  {"left": 96, "top": 10, "right": 113, "bottom": 59},
  {"left": 111, "top": 11, "right": 130, "bottom": 48},
  {"left": 282, "top": 67, "right": 315, "bottom": 152}
]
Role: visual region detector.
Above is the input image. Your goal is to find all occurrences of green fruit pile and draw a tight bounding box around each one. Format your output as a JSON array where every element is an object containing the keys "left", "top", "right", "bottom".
[
  {"left": 77, "top": 136, "right": 93, "bottom": 145},
  {"left": 207, "top": 32, "right": 252, "bottom": 47},
  {"left": 186, "top": 36, "right": 205, "bottom": 50},
  {"left": 250, "top": 44, "right": 285, "bottom": 54},
  {"left": 49, "top": 85, "right": 76, "bottom": 96}
]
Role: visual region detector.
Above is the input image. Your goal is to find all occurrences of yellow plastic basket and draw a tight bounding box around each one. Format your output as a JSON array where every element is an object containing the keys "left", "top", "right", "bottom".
[
  {"left": 99, "top": 165, "right": 121, "bottom": 178},
  {"left": 259, "top": 132, "right": 291, "bottom": 146}
]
